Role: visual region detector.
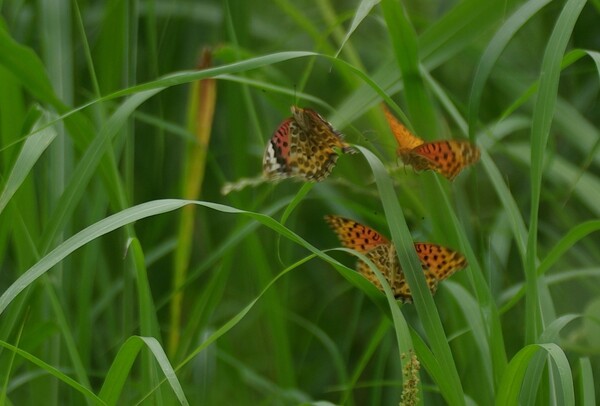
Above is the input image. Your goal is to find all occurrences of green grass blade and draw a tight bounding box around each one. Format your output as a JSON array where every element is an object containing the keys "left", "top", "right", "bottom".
[
  {"left": 98, "top": 336, "right": 188, "bottom": 406},
  {"left": 286, "top": 313, "right": 349, "bottom": 400},
  {"left": 1, "top": 198, "right": 382, "bottom": 318},
  {"left": 0, "top": 199, "right": 187, "bottom": 315},
  {"left": 339, "top": 246, "right": 420, "bottom": 403},
  {"left": 94, "top": 0, "right": 127, "bottom": 94},
  {"left": 444, "top": 282, "right": 494, "bottom": 402},
  {"left": 496, "top": 343, "right": 574, "bottom": 406},
  {"left": 502, "top": 221, "right": 600, "bottom": 313},
  {"left": 537, "top": 220, "right": 600, "bottom": 275},
  {"left": 0, "top": 112, "right": 57, "bottom": 215},
  {"left": 3, "top": 2, "right": 598, "bottom": 402},
  {"left": 0, "top": 18, "right": 63, "bottom": 108},
  {"left": 0, "top": 340, "right": 104, "bottom": 405},
  {"left": 127, "top": 238, "right": 164, "bottom": 399},
  {"left": 138, "top": 337, "right": 188, "bottom": 406},
  {"left": 520, "top": 315, "right": 581, "bottom": 405},
  {"left": 358, "top": 146, "right": 464, "bottom": 405},
  {"left": 38, "top": 89, "right": 161, "bottom": 253},
  {"left": 525, "top": 0, "right": 586, "bottom": 342},
  {"left": 380, "top": 0, "right": 436, "bottom": 137},
  {"left": 340, "top": 318, "right": 389, "bottom": 405},
  {"left": 577, "top": 358, "right": 595, "bottom": 406},
  {"left": 468, "top": 0, "right": 552, "bottom": 137},
  {"left": 420, "top": 0, "right": 521, "bottom": 63},
  {"left": 128, "top": 238, "right": 161, "bottom": 339},
  {"left": 334, "top": 0, "right": 380, "bottom": 59},
  {"left": 45, "top": 282, "right": 92, "bottom": 394},
  {"left": 140, "top": 250, "right": 378, "bottom": 404}
]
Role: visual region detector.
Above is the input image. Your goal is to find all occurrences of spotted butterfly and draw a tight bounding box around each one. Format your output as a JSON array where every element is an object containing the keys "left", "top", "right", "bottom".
[
  {"left": 325, "top": 215, "right": 467, "bottom": 303},
  {"left": 383, "top": 105, "right": 480, "bottom": 180},
  {"left": 263, "top": 106, "right": 354, "bottom": 182}
]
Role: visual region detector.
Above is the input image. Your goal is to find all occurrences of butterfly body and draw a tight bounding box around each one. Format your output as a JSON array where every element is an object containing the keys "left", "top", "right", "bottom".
[
  {"left": 325, "top": 215, "right": 467, "bottom": 303},
  {"left": 262, "top": 106, "right": 354, "bottom": 182}
]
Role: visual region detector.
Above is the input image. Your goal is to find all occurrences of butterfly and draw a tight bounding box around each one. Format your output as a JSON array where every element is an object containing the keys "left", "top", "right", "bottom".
[
  {"left": 325, "top": 215, "right": 467, "bottom": 303},
  {"left": 383, "top": 105, "right": 480, "bottom": 181},
  {"left": 263, "top": 106, "right": 355, "bottom": 182}
]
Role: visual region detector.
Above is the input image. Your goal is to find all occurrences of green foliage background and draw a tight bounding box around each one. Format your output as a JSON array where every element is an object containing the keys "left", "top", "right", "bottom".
[{"left": 1, "top": 0, "right": 599, "bottom": 405}]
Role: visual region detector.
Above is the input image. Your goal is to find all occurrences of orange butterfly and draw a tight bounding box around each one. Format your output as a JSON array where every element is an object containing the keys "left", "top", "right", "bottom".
[
  {"left": 325, "top": 215, "right": 467, "bottom": 303},
  {"left": 263, "top": 106, "right": 354, "bottom": 182},
  {"left": 383, "top": 106, "right": 479, "bottom": 180}
]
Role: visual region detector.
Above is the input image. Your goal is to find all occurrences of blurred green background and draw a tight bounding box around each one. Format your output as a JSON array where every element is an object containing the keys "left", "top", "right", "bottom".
[{"left": 1, "top": 0, "right": 599, "bottom": 404}]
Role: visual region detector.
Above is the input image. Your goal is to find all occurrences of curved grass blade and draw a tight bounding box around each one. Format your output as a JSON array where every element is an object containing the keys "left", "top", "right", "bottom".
[
  {"left": 334, "top": 0, "right": 380, "bottom": 59},
  {"left": 98, "top": 336, "right": 188, "bottom": 406},
  {"left": 0, "top": 340, "right": 104, "bottom": 405},
  {"left": 537, "top": 220, "right": 600, "bottom": 276},
  {"left": 1, "top": 198, "right": 392, "bottom": 319},
  {"left": 141, "top": 245, "right": 413, "bottom": 404},
  {"left": 496, "top": 343, "right": 574, "bottom": 406},
  {"left": 0, "top": 199, "right": 187, "bottom": 315},
  {"left": 520, "top": 315, "right": 581, "bottom": 405},
  {"left": 136, "top": 254, "right": 318, "bottom": 404},
  {"left": 39, "top": 89, "right": 162, "bottom": 253},
  {"left": 0, "top": 20, "right": 63, "bottom": 108},
  {"left": 500, "top": 220, "right": 600, "bottom": 314},
  {"left": 1, "top": 196, "right": 416, "bottom": 403},
  {"left": 0, "top": 112, "right": 58, "bottom": 216}
]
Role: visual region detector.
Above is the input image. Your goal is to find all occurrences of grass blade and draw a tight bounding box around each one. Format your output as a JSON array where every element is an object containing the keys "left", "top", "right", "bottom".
[
  {"left": 334, "top": 0, "right": 380, "bottom": 59},
  {"left": 525, "top": 0, "right": 587, "bottom": 342},
  {"left": 577, "top": 358, "right": 595, "bottom": 406},
  {"left": 496, "top": 343, "right": 574, "bottom": 406},
  {"left": 358, "top": 146, "right": 464, "bottom": 405},
  {"left": 380, "top": 0, "right": 436, "bottom": 137},
  {"left": 468, "top": 0, "right": 552, "bottom": 137},
  {"left": 0, "top": 340, "right": 104, "bottom": 405},
  {"left": 0, "top": 112, "right": 58, "bottom": 215},
  {"left": 98, "top": 336, "right": 188, "bottom": 406}
]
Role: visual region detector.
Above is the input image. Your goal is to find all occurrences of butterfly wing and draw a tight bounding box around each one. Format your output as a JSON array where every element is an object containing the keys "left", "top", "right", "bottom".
[
  {"left": 414, "top": 243, "right": 467, "bottom": 293},
  {"left": 404, "top": 140, "right": 480, "bottom": 180},
  {"left": 292, "top": 106, "right": 356, "bottom": 154},
  {"left": 324, "top": 215, "right": 389, "bottom": 252},
  {"left": 292, "top": 123, "right": 341, "bottom": 181},
  {"left": 263, "top": 118, "right": 300, "bottom": 180},
  {"left": 263, "top": 107, "right": 354, "bottom": 182},
  {"left": 325, "top": 215, "right": 413, "bottom": 302},
  {"left": 356, "top": 242, "right": 467, "bottom": 303},
  {"left": 382, "top": 105, "right": 424, "bottom": 151}
]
